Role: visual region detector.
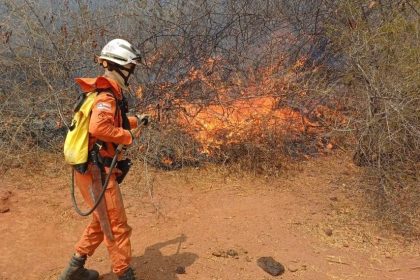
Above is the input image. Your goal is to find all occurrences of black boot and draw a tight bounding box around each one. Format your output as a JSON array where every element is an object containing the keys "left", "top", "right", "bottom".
[
  {"left": 58, "top": 255, "right": 99, "bottom": 280},
  {"left": 118, "top": 267, "right": 137, "bottom": 280}
]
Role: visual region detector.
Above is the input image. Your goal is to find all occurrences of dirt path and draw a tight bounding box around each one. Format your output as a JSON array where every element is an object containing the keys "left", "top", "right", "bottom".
[{"left": 1, "top": 154, "right": 419, "bottom": 280}]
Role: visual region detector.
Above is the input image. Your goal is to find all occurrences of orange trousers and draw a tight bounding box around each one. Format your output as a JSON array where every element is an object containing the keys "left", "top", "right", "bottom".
[{"left": 74, "top": 169, "right": 132, "bottom": 276}]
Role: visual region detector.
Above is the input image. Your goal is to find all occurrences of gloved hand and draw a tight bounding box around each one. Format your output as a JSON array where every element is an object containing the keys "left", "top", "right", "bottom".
[
  {"left": 129, "top": 127, "right": 142, "bottom": 145},
  {"left": 136, "top": 114, "right": 150, "bottom": 126}
]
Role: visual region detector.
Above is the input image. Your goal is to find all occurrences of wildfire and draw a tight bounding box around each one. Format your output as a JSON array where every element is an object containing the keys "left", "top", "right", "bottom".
[
  {"left": 176, "top": 97, "right": 308, "bottom": 154},
  {"left": 140, "top": 56, "right": 335, "bottom": 155}
]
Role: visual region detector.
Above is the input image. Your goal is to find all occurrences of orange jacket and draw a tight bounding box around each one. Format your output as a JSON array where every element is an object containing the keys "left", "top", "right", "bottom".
[{"left": 75, "top": 76, "right": 138, "bottom": 159}]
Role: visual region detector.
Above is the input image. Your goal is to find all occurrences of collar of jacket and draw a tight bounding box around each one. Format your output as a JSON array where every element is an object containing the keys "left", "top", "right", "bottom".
[{"left": 75, "top": 76, "right": 122, "bottom": 100}]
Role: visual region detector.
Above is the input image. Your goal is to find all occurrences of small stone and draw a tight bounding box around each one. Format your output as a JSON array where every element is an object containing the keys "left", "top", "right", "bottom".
[
  {"left": 175, "top": 266, "right": 186, "bottom": 274},
  {"left": 287, "top": 264, "right": 299, "bottom": 272},
  {"left": 0, "top": 190, "right": 12, "bottom": 201},
  {"left": 0, "top": 207, "right": 10, "bottom": 213},
  {"left": 329, "top": 196, "right": 338, "bottom": 202},
  {"left": 226, "top": 249, "right": 238, "bottom": 257},
  {"left": 212, "top": 251, "right": 221, "bottom": 257},
  {"left": 324, "top": 228, "right": 333, "bottom": 236},
  {"left": 212, "top": 250, "right": 226, "bottom": 258},
  {"left": 245, "top": 256, "right": 252, "bottom": 262},
  {"left": 257, "top": 256, "right": 285, "bottom": 276}
]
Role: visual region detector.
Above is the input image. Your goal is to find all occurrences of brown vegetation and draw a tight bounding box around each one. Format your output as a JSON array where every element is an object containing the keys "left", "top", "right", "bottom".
[
  {"left": 0, "top": 1, "right": 418, "bottom": 234},
  {"left": 324, "top": 0, "right": 419, "bottom": 235}
]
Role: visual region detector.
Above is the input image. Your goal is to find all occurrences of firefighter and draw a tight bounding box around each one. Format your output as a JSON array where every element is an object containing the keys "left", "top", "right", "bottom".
[{"left": 59, "top": 39, "right": 145, "bottom": 280}]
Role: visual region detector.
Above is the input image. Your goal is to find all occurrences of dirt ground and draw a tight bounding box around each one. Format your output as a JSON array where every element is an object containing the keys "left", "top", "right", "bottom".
[{"left": 0, "top": 153, "right": 419, "bottom": 280}]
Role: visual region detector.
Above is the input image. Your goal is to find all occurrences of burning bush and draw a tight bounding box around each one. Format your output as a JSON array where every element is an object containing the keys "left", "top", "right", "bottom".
[
  {"left": 136, "top": 55, "right": 340, "bottom": 172},
  {"left": 1, "top": 0, "right": 337, "bottom": 169}
]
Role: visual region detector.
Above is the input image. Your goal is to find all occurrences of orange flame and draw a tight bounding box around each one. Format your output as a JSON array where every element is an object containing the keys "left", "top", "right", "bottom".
[
  {"left": 176, "top": 96, "right": 308, "bottom": 154},
  {"left": 143, "top": 56, "right": 333, "bottom": 154}
]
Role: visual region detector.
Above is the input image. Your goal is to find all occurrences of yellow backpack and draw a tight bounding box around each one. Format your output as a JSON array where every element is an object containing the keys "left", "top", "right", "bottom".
[{"left": 63, "top": 91, "right": 98, "bottom": 170}]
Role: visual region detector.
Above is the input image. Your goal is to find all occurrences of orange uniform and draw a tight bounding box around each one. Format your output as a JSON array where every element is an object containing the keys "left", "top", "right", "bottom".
[{"left": 72, "top": 76, "right": 137, "bottom": 276}]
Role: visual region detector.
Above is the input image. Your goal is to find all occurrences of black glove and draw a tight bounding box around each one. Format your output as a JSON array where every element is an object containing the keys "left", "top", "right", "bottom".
[{"left": 136, "top": 114, "right": 150, "bottom": 126}]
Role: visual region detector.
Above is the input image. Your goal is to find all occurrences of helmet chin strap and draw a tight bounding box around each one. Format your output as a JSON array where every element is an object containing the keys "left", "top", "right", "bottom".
[
  {"left": 113, "top": 66, "right": 134, "bottom": 87},
  {"left": 104, "top": 61, "right": 134, "bottom": 87}
]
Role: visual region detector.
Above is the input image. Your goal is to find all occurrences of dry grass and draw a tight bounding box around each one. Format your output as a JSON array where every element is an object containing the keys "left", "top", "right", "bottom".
[{"left": 1, "top": 0, "right": 418, "bottom": 238}]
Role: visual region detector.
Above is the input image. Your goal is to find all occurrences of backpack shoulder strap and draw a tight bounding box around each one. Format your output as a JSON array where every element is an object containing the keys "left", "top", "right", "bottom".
[
  {"left": 73, "top": 92, "right": 87, "bottom": 112},
  {"left": 73, "top": 89, "right": 109, "bottom": 113}
]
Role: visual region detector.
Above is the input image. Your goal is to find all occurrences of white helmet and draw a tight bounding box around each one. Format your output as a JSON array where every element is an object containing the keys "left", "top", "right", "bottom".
[{"left": 98, "top": 39, "right": 141, "bottom": 66}]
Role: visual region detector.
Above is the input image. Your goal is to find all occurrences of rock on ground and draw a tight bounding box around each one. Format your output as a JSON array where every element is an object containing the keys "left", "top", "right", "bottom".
[{"left": 257, "top": 256, "right": 285, "bottom": 276}]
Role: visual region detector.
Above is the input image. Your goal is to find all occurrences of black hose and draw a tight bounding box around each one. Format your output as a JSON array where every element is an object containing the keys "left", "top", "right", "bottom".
[{"left": 70, "top": 146, "right": 121, "bottom": 216}]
